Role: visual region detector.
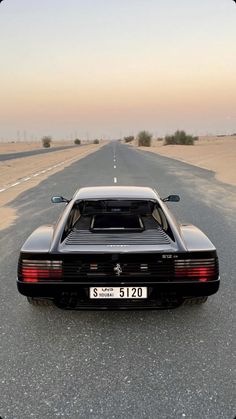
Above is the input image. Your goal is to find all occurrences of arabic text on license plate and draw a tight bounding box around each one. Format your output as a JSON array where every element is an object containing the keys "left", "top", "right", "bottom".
[{"left": 89, "top": 287, "right": 147, "bottom": 299}]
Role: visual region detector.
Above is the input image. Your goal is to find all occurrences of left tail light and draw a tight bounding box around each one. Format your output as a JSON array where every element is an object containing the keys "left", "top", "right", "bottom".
[{"left": 21, "top": 260, "right": 62, "bottom": 282}]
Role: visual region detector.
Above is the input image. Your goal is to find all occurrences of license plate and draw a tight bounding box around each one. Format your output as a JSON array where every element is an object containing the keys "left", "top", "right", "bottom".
[{"left": 89, "top": 287, "right": 147, "bottom": 299}]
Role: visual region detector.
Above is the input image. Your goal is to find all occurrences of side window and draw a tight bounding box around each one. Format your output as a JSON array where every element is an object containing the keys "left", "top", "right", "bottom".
[
  {"left": 71, "top": 208, "right": 80, "bottom": 226},
  {"left": 152, "top": 207, "right": 162, "bottom": 225},
  {"left": 63, "top": 207, "right": 80, "bottom": 237},
  {"left": 152, "top": 206, "right": 174, "bottom": 240},
  {"left": 159, "top": 208, "right": 168, "bottom": 231},
  {"left": 153, "top": 206, "right": 168, "bottom": 229}
]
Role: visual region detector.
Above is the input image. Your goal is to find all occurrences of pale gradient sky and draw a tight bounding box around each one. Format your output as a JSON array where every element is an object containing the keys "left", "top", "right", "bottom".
[{"left": 0, "top": 0, "right": 236, "bottom": 140}]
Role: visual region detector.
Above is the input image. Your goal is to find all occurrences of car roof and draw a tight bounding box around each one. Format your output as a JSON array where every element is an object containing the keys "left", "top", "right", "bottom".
[{"left": 74, "top": 186, "right": 159, "bottom": 200}]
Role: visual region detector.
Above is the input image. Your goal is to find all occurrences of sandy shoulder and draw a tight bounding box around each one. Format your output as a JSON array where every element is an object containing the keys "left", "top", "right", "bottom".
[
  {"left": 0, "top": 143, "right": 104, "bottom": 230},
  {"left": 0, "top": 144, "right": 101, "bottom": 188},
  {"left": 0, "top": 141, "right": 75, "bottom": 154},
  {"left": 138, "top": 136, "right": 236, "bottom": 187}
]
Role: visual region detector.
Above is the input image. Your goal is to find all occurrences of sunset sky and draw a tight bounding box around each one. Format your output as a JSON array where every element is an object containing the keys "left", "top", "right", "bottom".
[{"left": 0, "top": 0, "right": 236, "bottom": 140}]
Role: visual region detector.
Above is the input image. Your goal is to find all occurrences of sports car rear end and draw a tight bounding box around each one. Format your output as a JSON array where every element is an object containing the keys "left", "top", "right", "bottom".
[
  {"left": 17, "top": 186, "right": 220, "bottom": 309},
  {"left": 18, "top": 250, "right": 219, "bottom": 309}
]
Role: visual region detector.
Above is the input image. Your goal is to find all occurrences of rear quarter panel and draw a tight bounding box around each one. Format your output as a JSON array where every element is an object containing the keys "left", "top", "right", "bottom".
[
  {"left": 180, "top": 224, "right": 216, "bottom": 252},
  {"left": 21, "top": 225, "right": 54, "bottom": 253}
]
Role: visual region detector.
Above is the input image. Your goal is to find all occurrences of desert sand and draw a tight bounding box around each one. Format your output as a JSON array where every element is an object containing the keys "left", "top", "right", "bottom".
[
  {"left": 0, "top": 142, "right": 104, "bottom": 230},
  {"left": 138, "top": 136, "right": 236, "bottom": 187},
  {"left": 0, "top": 144, "right": 99, "bottom": 188}
]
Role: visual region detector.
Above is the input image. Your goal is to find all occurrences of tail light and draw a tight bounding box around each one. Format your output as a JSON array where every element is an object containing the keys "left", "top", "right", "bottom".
[
  {"left": 174, "top": 258, "right": 218, "bottom": 282},
  {"left": 21, "top": 260, "right": 62, "bottom": 282}
]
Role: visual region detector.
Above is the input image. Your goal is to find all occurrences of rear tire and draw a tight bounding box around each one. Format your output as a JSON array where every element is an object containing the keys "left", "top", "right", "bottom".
[
  {"left": 27, "top": 297, "right": 54, "bottom": 306},
  {"left": 182, "top": 296, "right": 208, "bottom": 306}
]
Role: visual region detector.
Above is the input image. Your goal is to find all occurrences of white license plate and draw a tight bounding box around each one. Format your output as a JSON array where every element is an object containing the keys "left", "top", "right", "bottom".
[{"left": 89, "top": 287, "right": 147, "bottom": 299}]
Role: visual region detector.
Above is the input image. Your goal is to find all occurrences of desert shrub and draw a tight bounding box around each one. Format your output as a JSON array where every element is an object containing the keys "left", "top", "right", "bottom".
[
  {"left": 164, "top": 130, "right": 197, "bottom": 145},
  {"left": 42, "top": 136, "right": 52, "bottom": 148},
  {"left": 164, "top": 135, "right": 176, "bottom": 145},
  {"left": 93, "top": 139, "right": 99, "bottom": 144},
  {"left": 137, "top": 130, "right": 152, "bottom": 147},
  {"left": 124, "top": 136, "right": 134, "bottom": 143},
  {"left": 74, "top": 138, "right": 81, "bottom": 145}
]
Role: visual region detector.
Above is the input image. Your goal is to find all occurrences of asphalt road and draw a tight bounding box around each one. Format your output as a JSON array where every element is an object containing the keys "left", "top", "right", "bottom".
[
  {"left": 0, "top": 145, "right": 76, "bottom": 161},
  {"left": 0, "top": 142, "right": 235, "bottom": 419}
]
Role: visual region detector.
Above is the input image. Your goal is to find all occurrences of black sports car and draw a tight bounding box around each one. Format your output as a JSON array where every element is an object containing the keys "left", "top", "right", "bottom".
[{"left": 17, "top": 186, "right": 220, "bottom": 309}]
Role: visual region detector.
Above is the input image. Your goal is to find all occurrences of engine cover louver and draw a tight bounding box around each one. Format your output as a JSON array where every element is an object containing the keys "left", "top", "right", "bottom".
[{"left": 64, "top": 228, "right": 171, "bottom": 246}]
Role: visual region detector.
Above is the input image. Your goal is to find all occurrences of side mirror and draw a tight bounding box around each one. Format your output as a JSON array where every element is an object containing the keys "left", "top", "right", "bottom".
[
  {"left": 51, "top": 196, "right": 70, "bottom": 204},
  {"left": 162, "top": 195, "right": 180, "bottom": 203}
]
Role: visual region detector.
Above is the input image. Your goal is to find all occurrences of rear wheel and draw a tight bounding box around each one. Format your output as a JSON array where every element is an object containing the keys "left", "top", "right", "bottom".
[
  {"left": 182, "top": 296, "right": 208, "bottom": 306},
  {"left": 27, "top": 297, "right": 54, "bottom": 306}
]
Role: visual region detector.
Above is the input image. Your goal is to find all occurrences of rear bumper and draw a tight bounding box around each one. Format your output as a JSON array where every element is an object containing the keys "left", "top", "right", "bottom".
[{"left": 17, "top": 278, "right": 220, "bottom": 308}]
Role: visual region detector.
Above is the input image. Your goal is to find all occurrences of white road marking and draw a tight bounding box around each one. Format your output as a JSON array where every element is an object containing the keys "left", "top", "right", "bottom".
[
  {"left": 0, "top": 148, "right": 95, "bottom": 194},
  {"left": 114, "top": 165, "right": 116, "bottom": 169},
  {"left": 114, "top": 177, "right": 117, "bottom": 183}
]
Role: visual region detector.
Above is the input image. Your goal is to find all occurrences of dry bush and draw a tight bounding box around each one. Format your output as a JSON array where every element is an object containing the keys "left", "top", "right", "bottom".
[
  {"left": 124, "top": 136, "right": 134, "bottom": 143},
  {"left": 137, "top": 131, "right": 152, "bottom": 147},
  {"left": 42, "top": 136, "right": 52, "bottom": 148},
  {"left": 164, "top": 131, "right": 197, "bottom": 145}
]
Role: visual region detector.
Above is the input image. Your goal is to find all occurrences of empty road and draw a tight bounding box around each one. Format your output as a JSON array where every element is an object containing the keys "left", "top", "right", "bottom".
[
  {"left": 0, "top": 142, "right": 235, "bottom": 419},
  {"left": 0, "top": 145, "right": 76, "bottom": 161}
]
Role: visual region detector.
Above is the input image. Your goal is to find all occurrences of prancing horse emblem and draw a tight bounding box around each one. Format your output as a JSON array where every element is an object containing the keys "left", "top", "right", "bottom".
[{"left": 114, "top": 263, "right": 122, "bottom": 276}]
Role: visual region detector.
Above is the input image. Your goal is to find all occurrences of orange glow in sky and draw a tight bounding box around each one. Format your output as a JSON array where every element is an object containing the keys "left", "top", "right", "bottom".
[{"left": 0, "top": 0, "right": 236, "bottom": 140}]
